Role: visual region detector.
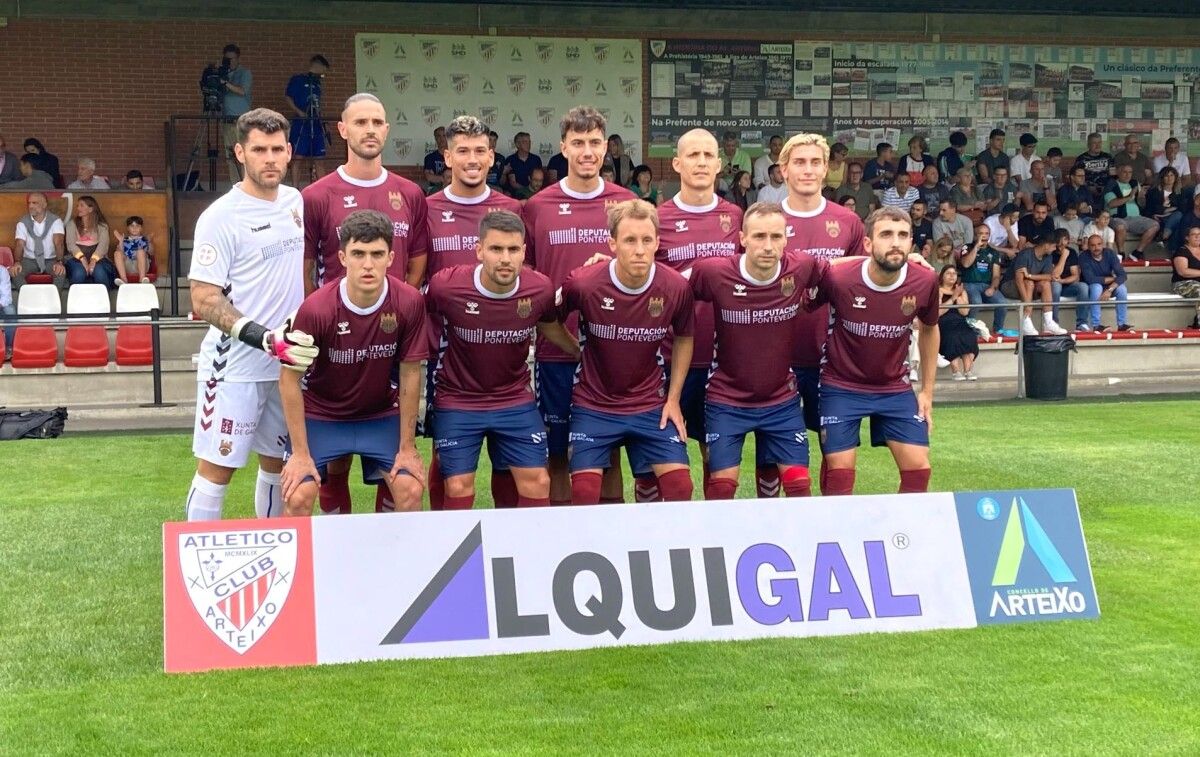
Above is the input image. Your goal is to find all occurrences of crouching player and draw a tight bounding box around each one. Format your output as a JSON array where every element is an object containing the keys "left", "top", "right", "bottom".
[
  {"left": 425, "top": 210, "right": 579, "bottom": 508},
  {"left": 559, "top": 200, "right": 695, "bottom": 505},
  {"left": 279, "top": 210, "right": 429, "bottom": 514},
  {"left": 814, "top": 206, "right": 940, "bottom": 495}
]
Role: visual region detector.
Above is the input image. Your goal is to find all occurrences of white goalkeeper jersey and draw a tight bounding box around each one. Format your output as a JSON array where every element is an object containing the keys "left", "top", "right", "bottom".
[{"left": 189, "top": 183, "right": 306, "bottom": 383}]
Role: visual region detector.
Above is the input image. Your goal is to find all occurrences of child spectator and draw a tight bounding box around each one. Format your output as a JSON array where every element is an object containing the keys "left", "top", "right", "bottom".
[
  {"left": 1082, "top": 209, "right": 1116, "bottom": 249},
  {"left": 113, "top": 216, "right": 151, "bottom": 284}
]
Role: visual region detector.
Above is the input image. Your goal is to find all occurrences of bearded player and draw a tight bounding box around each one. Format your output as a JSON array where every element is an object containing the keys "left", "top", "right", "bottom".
[
  {"left": 813, "top": 206, "right": 940, "bottom": 496},
  {"left": 426, "top": 210, "right": 580, "bottom": 509},
  {"left": 302, "top": 92, "right": 429, "bottom": 514},
  {"left": 185, "top": 109, "right": 318, "bottom": 521},
  {"left": 523, "top": 106, "right": 636, "bottom": 505},
  {"left": 279, "top": 210, "right": 428, "bottom": 514}
]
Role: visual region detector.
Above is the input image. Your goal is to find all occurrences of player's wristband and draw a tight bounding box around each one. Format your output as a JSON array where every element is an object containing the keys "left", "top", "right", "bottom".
[{"left": 230, "top": 317, "right": 269, "bottom": 351}]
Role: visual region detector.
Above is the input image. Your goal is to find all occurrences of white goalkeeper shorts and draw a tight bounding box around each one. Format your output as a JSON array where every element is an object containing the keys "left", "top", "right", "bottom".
[{"left": 192, "top": 379, "right": 287, "bottom": 468}]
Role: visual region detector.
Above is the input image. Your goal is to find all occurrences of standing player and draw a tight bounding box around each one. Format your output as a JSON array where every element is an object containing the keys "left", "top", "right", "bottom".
[
  {"left": 523, "top": 106, "right": 636, "bottom": 505},
  {"left": 814, "top": 206, "right": 940, "bottom": 495},
  {"left": 558, "top": 200, "right": 695, "bottom": 505},
  {"left": 426, "top": 211, "right": 580, "bottom": 509},
  {"left": 184, "top": 108, "right": 318, "bottom": 521},
  {"left": 279, "top": 210, "right": 428, "bottom": 514},
  {"left": 424, "top": 115, "right": 523, "bottom": 509},
  {"left": 302, "top": 92, "right": 429, "bottom": 514},
  {"left": 689, "top": 202, "right": 829, "bottom": 500}
]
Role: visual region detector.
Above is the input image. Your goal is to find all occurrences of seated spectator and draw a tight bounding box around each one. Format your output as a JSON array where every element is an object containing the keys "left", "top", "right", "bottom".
[
  {"left": 1174, "top": 192, "right": 1200, "bottom": 252},
  {"left": 630, "top": 164, "right": 661, "bottom": 205},
  {"left": 1172, "top": 225, "right": 1200, "bottom": 328},
  {"left": 599, "top": 165, "right": 616, "bottom": 184},
  {"left": 956, "top": 223, "right": 1010, "bottom": 333},
  {"left": 513, "top": 166, "right": 546, "bottom": 201},
  {"left": 1145, "top": 166, "right": 1184, "bottom": 244},
  {"left": 975, "top": 128, "right": 1009, "bottom": 185},
  {"left": 910, "top": 199, "right": 934, "bottom": 255},
  {"left": 897, "top": 135, "right": 934, "bottom": 186},
  {"left": 1043, "top": 147, "right": 1064, "bottom": 186},
  {"left": 863, "top": 142, "right": 896, "bottom": 191},
  {"left": 1104, "top": 163, "right": 1159, "bottom": 260},
  {"left": 502, "top": 132, "right": 542, "bottom": 194},
  {"left": 1082, "top": 209, "right": 1116, "bottom": 249},
  {"left": 836, "top": 162, "right": 876, "bottom": 220},
  {"left": 545, "top": 148, "right": 567, "bottom": 184},
  {"left": 881, "top": 172, "right": 919, "bottom": 213},
  {"left": 1009, "top": 133, "right": 1039, "bottom": 182},
  {"left": 113, "top": 215, "right": 152, "bottom": 283},
  {"left": 753, "top": 134, "right": 783, "bottom": 190},
  {"left": 1003, "top": 234, "right": 1068, "bottom": 336},
  {"left": 64, "top": 195, "right": 115, "bottom": 288},
  {"left": 1113, "top": 133, "right": 1153, "bottom": 187},
  {"left": 0, "top": 135, "right": 20, "bottom": 185},
  {"left": 1152, "top": 137, "right": 1191, "bottom": 186},
  {"left": 1018, "top": 160, "right": 1057, "bottom": 212},
  {"left": 717, "top": 131, "right": 751, "bottom": 193},
  {"left": 927, "top": 236, "right": 956, "bottom": 273},
  {"left": 1017, "top": 200, "right": 1056, "bottom": 248},
  {"left": 981, "top": 166, "right": 1019, "bottom": 214},
  {"left": 423, "top": 126, "right": 448, "bottom": 190},
  {"left": 837, "top": 195, "right": 857, "bottom": 215},
  {"left": 67, "top": 157, "right": 111, "bottom": 190},
  {"left": 1079, "top": 234, "right": 1131, "bottom": 332},
  {"left": 949, "top": 168, "right": 986, "bottom": 218},
  {"left": 758, "top": 163, "right": 788, "bottom": 204},
  {"left": 1074, "top": 132, "right": 1114, "bottom": 209},
  {"left": 603, "top": 134, "right": 636, "bottom": 188},
  {"left": 1050, "top": 228, "right": 1090, "bottom": 332},
  {"left": 823, "top": 141, "right": 848, "bottom": 193},
  {"left": 0, "top": 263, "right": 13, "bottom": 358},
  {"left": 917, "top": 165, "right": 948, "bottom": 208},
  {"left": 1053, "top": 204, "right": 1087, "bottom": 249},
  {"left": 937, "top": 131, "right": 971, "bottom": 186},
  {"left": 984, "top": 203, "right": 1022, "bottom": 262},
  {"left": 729, "top": 170, "right": 752, "bottom": 211},
  {"left": 1058, "top": 165, "right": 1095, "bottom": 218},
  {"left": 7, "top": 156, "right": 55, "bottom": 189},
  {"left": 23, "top": 137, "right": 62, "bottom": 188},
  {"left": 487, "top": 131, "right": 506, "bottom": 187},
  {"left": 10, "top": 192, "right": 67, "bottom": 290},
  {"left": 937, "top": 266, "right": 978, "bottom": 380},
  {"left": 933, "top": 199, "right": 974, "bottom": 249},
  {"left": 123, "top": 170, "right": 145, "bottom": 190}
]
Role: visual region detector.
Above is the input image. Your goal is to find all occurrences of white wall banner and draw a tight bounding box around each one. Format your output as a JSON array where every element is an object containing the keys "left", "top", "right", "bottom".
[{"left": 354, "top": 34, "right": 644, "bottom": 165}]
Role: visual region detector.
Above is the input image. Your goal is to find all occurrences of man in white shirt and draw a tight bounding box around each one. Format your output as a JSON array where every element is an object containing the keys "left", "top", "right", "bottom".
[
  {"left": 752, "top": 134, "right": 783, "bottom": 190},
  {"left": 1008, "top": 133, "right": 1040, "bottom": 182},
  {"left": 66, "top": 158, "right": 111, "bottom": 190},
  {"left": 1152, "top": 137, "right": 1192, "bottom": 185},
  {"left": 880, "top": 172, "right": 919, "bottom": 213},
  {"left": 10, "top": 192, "right": 67, "bottom": 289},
  {"left": 756, "top": 163, "right": 788, "bottom": 204}
]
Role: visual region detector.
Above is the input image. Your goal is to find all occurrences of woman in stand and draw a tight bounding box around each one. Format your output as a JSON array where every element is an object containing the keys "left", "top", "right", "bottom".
[
  {"left": 937, "top": 265, "right": 979, "bottom": 381},
  {"left": 729, "top": 170, "right": 752, "bottom": 211},
  {"left": 64, "top": 195, "right": 116, "bottom": 288},
  {"left": 1146, "top": 166, "right": 1184, "bottom": 245},
  {"left": 630, "top": 164, "right": 663, "bottom": 206}
]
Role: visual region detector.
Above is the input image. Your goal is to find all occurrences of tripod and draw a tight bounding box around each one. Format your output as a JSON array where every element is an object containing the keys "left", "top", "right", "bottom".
[
  {"left": 294, "top": 75, "right": 329, "bottom": 186},
  {"left": 181, "top": 109, "right": 224, "bottom": 191}
]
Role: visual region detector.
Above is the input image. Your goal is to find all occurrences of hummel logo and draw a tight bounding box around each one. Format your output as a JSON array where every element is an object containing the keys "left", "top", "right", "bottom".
[
  {"left": 558, "top": 203, "right": 572, "bottom": 216},
  {"left": 336, "top": 321, "right": 350, "bottom": 335},
  {"left": 250, "top": 223, "right": 271, "bottom": 233},
  {"left": 466, "top": 301, "right": 480, "bottom": 315},
  {"left": 601, "top": 297, "right": 615, "bottom": 311},
  {"left": 441, "top": 210, "right": 455, "bottom": 223},
  {"left": 853, "top": 295, "right": 867, "bottom": 309},
  {"left": 343, "top": 195, "right": 358, "bottom": 209},
  {"left": 675, "top": 220, "right": 689, "bottom": 232},
  {"left": 733, "top": 283, "right": 747, "bottom": 297}
]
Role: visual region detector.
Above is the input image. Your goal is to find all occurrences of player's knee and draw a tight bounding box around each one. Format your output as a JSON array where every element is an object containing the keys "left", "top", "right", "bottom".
[
  {"left": 444, "top": 475, "right": 474, "bottom": 499},
  {"left": 657, "top": 468, "right": 693, "bottom": 502},
  {"left": 780, "top": 465, "right": 812, "bottom": 497},
  {"left": 284, "top": 482, "right": 318, "bottom": 517},
  {"left": 516, "top": 468, "right": 551, "bottom": 498}
]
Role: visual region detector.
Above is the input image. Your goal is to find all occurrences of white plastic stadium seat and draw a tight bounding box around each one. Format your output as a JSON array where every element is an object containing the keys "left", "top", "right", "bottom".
[
  {"left": 12, "top": 284, "right": 62, "bottom": 368},
  {"left": 67, "top": 283, "right": 112, "bottom": 316},
  {"left": 116, "top": 282, "right": 159, "bottom": 321}
]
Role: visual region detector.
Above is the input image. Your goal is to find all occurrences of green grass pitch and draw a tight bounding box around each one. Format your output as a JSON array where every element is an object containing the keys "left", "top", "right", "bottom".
[{"left": 1, "top": 398, "right": 1198, "bottom": 754}]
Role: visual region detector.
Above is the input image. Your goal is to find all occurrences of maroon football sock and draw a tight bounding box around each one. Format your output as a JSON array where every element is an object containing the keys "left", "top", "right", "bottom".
[
  {"left": 491, "top": 470, "right": 518, "bottom": 509},
  {"left": 704, "top": 476, "right": 738, "bottom": 500},
  {"left": 443, "top": 494, "right": 475, "bottom": 510},
  {"left": 634, "top": 474, "right": 662, "bottom": 502},
  {"left": 517, "top": 496, "right": 551, "bottom": 507},
  {"left": 756, "top": 465, "right": 780, "bottom": 498},
  {"left": 898, "top": 468, "right": 931, "bottom": 494},
  {"left": 318, "top": 470, "right": 351, "bottom": 514},
  {"left": 571, "top": 472, "right": 603, "bottom": 505},
  {"left": 375, "top": 484, "right": 394, "bottom": 513},
  {"left": 657, "top": 469, "right": 694, "bottom": 502},
  {"left": 821, "top": 467, "right": 856, "bottom": 496}
]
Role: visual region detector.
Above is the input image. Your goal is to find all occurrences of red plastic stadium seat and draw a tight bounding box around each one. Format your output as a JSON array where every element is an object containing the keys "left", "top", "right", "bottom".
[
  {"left": 11, "top": 326, "right": 57, "bottom": 368},
  {"left": 26, "top": 273, "right": 53, "bottom": 285},
  {"left": 115, "top": 324, "right": 153, "bottom": 366},
  {"left": 65, "top": 325, "right": 109, "bottom": 366}
]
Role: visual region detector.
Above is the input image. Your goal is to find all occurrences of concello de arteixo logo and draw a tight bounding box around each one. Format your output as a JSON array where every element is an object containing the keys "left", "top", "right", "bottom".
[{"left": 954, "top": 490, "right": 1099, "bottom": 625}]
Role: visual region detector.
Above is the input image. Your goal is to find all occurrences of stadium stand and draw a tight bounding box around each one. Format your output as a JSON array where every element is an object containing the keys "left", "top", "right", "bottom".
[
  {"left": 64, "top": 283, "right": 111, "bottom": 367},
  {"left": 12, "top": 284, "right": 60, "bottom": 368}
]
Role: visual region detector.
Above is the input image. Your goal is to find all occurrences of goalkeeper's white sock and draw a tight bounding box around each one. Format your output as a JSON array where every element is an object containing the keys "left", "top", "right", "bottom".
[
  {"left": 255, "top": 469, "right": 283, "bottom": 518},
  {"left": 186, "top": 473, "right": 227, "bottom": 521}
]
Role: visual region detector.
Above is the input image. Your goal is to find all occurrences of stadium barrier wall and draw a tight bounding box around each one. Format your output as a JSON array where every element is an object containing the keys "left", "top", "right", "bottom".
[{"left": 163, "top": 488, "right": 1098, "bottom": 673}]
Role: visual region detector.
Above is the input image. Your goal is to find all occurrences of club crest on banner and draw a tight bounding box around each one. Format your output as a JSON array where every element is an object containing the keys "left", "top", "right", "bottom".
[
  {"left": 451, "top": 74, "right": 470, "bottom": 94},
  {"left": 361, "top": 38, "right": 379, "bottom": 58},
  {"left": 421, "top": 40, "right": 438, "bottom": 60},
  {"left": 391, "top": 139, "right": 412, "bottom": 160},
  {"left": 479, "top": 41, "right": 496, "bottom": 61},
  {"left": 508, "top": 75, "right": 526, "bottom": 95},
  {"left": 537, "top": 43, "right": 554, "bottom": 62},
  {"left": 480, "top": 106, "right": 498, "bottom": 126},
  {"left": 593, "top": 44, "right": 610, "bottom": 62},
  {"left": 423, "top": 76, "right": 438, "bottom": 92},
  {"left": 537, "top": 108, "right": 555, "bottom": 128},
  {"left": 650, "top": 40, "right": 667, "bottom": 58},
  {"left": 565, "top": 76, "right": 582, "bottom": 96},
  {"left": 423, "top": 106, "right": 441, "bottom": 126},
  {"left": 538, "top": 78, "right": 553, "bottom": 94},
  {"left": 621, "top": 77, "right": 638, "bottom": 97}
]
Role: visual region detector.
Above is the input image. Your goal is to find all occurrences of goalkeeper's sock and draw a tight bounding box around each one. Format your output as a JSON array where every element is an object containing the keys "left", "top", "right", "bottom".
[
  {"left": 186, "top": 473, "right": 226, "bottom": 521},
  {"left": 254, "top": 469, "right": 282, "bottom": 517},
  {"left": 756, "top": 466, "right": 781, "bottom": 498},
  {"left": 318, "top": 470, "right": 352, "bottom": 514}
]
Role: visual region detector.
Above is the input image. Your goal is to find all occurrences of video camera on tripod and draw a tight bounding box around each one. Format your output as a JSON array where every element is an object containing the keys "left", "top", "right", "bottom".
[{"left": 199, "top": 61, "right": 231, "bottom": 115}]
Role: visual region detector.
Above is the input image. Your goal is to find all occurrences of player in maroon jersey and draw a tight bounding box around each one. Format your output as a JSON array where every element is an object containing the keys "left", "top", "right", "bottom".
[
  {"left": 689, "top": 202, "right": 829, "bottom": 500},
  {"left": 522, "top": 106, "right": 636, "bottom": 505},
  {"left": 426, "top": 210, "right": 579, "bottom": 509},
  {"left": 812, "top": 206, "right": 940, "bottom": 496},
  {"left": 423, "top": 115, "right": 524, "bottom": 509},
  {"left": 279, "top": 210, "right": 428, "bottom": 514},
  {"left": 558, "top": 200, "right": 695, "bottom": 505}
]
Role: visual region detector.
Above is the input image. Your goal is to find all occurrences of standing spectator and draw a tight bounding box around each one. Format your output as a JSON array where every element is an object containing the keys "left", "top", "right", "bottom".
[
  {"left": 1058, "top": 165, "right": 1096, "bottom": 218},
  {"left": 67, "top": 157, "right": 110, "bottom": 190},
  {"left": 910, "top": 199, "right": 935, "bottom": 256},
  {"left": 1079, "top": 234, "right": 1131, "bottom": 332},
  {"left": 981, "top": 166, "right": 1018, "bottom": 213},
  {"left": 602, "top": 134, "right": 636, "bottom": 187},
  {"left": 1171, "top": 226, "right": 1200, "bottom": 328},
  {"left": 1008, "top": 133, "right": 1039, "bottom": 182},
  {"left": 285, "top": 54, "right": 330, "bottom": 187},
  {"left": 728, "top": 170, "right": 752, "bottom": 211},
  {"left": 1043, "top": 147, "right": 1065, "bottom": 186},
  {"left": 823, "top": 141, "right": 848, "bottom": 193},
  {"left": 975, "top": 128, "right": 1009, "bottom": 184},
  {"left": 897, "top": 135, "right": 933, "bottom": 186},
  {"left": 937, "top": 266, "right": 978, "bottom": 380},
  {"left": 1017, "top": 200, "right": 1056, "bottom": 249},
  {"left": 938, "top": 131, "right": 971, "bottom": 186},
  {"left": 123, "top": 170, "right": 145, "bottom": 190},
  {"left": 933, "top": 199, "right": 974, "bottom": 249},
  {"left": 1152, "top": 137, "right": 1192, "bottom": 186},
  {"left": 1104, "top": 163, "right": 1159, "bottom": 260},
  {"left": 949, "top": 168, "right": 986, "bottom": 218},
  {"left": 630, "top": 164, "right": 662, "bottom": 205},
  {"left": 1053, "top": 204, "right": 1087, "bottom": 249},
  {"left": 1082, "top": 209, "right": 1116, "bottom": 249},
  {"left": 1146, "top": 166, "right": 1185, "bottom": 245},
  {"left": 423, "top": 126, "right": 448, "bottom": 190},
  {"left": 64, "top": 195, "right": 115, "bottom": 288},
  {"left": 881, "top": 172, "right": 918, "bottom": 213},
  {"left": 0, "top": 135, "right": 19, "bottom": 185},
  {"left": 752, "top": 134, "right": 783, "bottom": 190},
  {"left": 219, "top": 44, "right": 253, "bottom": 183},
  {"left": 502, "top": 131, "right": 542, "bottom": 194},
  {"left": 757, "top": 163, "right": 788, "bottom": 204},
  {"left": 1018, "top": 160, "right": 1057, "bottom": 212},
  {"left": 1002, "top": 234, "right": 1068, "bottom": 336},
  {"left": 1113, "top": 134, "right": 1153, "bottom": 187},
  {"left": 836, "top": 161, "right": 876, "bottom": 220},
  {"left": 717, "top": 131, "right": 751, "bottom": 193},
  {"left": 863, "top": 141, "right": 896, "bottom": 190},
  {"left": 1074, "top": 132, "right": 1114, "bottom": 209},
  {"left": 7, "top": 156, "right": 55, "bottom": 189},
  {"left": 1050, "top": 228, "right": 1090, "bottom": 332},
  {"left": 11, "top": 192, "right": 66, "bottom": 290},
  {"left": 22, "top": 138, "right": 62, "bottom": 188},
  {"left": 956, "top": 223, "right": 1010, "bottom": 333},
  {"left": 917, "top": 164, "right": 948, "bottom": 208},
  {"left": 487, "top": 131, "right": 506, "bottom": 187}
]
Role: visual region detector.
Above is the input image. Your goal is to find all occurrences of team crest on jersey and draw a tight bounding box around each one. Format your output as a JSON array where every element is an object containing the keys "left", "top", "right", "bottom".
[
  {"left": 180, "top": 528, "right": 298, "bottom": 654},
  {"left": 648, "top": 296, "right": 665, "bottom": 317},
  {"left": 508, "top": 75, "right": 526, "bottom": 95},
  {"left": 466, "top": 301, "right": 481, "bottom": 315},
  {"left": 392, "top": 139, "right": 412, "bottom": 159},
  {"left": 389, "top": 191, "right": 405, "bottom": 211},
  {"left": 780, "top": 275, "right": 796, "bottom": 297},
  {"left": 825, "top": 219, "right": 841, "bottom": 238},
  {"left": 719, "top": 213, "right": 733, "bottom": 233},
  {"left": 441, "top": 210, "right": 455, "bottom": 223},
  {"left": 558, "top": 203, "right": 572, "bottom": 216},
  {"left": 291, "top": 209, "right": 302, "bottom": 228},
  {"left": 517, "top": 297, "right": 533, "bottom": 318},
  {"left": 901, "top": 295, "right": 917, "bottom": 316},
  {"left": 219, "top": 439, "right": 233, "bottom": 456},
  {"left": 343, "top": 195, "right": 357, "bottom": 209},
  {"left": 675, "top": 220, "right": 689, "bottom": 232},
  {"left": 392, "top": 73, "right": 410, "bottom": 94},
  {"left": 336, "top": 321, "right": 351, "bottom": 335},
  {"left": 380, "top": 312, "right": 398, "bottom": 334}
]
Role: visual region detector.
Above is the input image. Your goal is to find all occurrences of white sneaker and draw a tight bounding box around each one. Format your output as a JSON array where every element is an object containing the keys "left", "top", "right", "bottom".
[
  {"left": 937, "top": 355, "right": 951, "bottom": 368},
  {"left": 1021, "top": 317, "right": 1039, "bottom": 336},
  {"left": 114, "top": 278, "right": 126, "bottom": 287},
  {"left": 965, "top": 370, "right": 979, "bottom": 381},
  {"left": 1043, "top": 318, "right": 1068, "bottom": 335},
  {"left": 952, "top": 371, "right": 966, "bottom": 381},
  {"left": 909, "top": 367, "right": 920, "bottom": 381},
  {"left": 1076, "top": 323, "right": 1093, "bottom": 333}
]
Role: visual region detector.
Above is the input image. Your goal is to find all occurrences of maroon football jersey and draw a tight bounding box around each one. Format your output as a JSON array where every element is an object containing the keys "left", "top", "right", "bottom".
[
  {"left": 656, "top": 196, "right": 742, "bottom": 368},
  {"left": 425, "top": 264, "right": 557, "bottom": 411},
  {"left": 815, "top": 258, "right": 940, "bottom": 393},
  {"left": 292, "top": 274, "right": 428, "bottom": 421},
  {"left": 780, "top": 197, "right": 866, "bottom": 367},
  {"left": 522, "top": 179, "right": 637, "bottom": 363},
  {"left": 559, "top": 261, "right": 694, "bottom": 414},
  {"left": 689, "top": 252, "right": 829, "bottom": 408},
  {"left": 424, "top": 187, "right": 523, "bottom": 278},
  {"left": 302, "top": 166, "right": 429, "bottom": 286}
]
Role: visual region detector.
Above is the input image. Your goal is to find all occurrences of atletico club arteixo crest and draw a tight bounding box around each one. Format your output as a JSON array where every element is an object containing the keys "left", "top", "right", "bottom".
[{"left": 180, "top": 528, "right": 298, "bottom": 654}]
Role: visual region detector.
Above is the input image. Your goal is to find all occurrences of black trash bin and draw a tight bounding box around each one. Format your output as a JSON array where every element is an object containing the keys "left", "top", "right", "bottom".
[{"left": 1022, "top": 335, "right": 1075, "bottom": 400}]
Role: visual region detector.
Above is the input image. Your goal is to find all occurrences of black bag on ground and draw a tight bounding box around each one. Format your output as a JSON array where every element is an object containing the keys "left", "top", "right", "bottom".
[{"left": 0, "top": 407, "right": 68, "bottom": 440}]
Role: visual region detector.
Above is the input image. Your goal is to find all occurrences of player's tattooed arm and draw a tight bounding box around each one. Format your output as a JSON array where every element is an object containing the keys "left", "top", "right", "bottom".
[
  {"left": 191, "top": 281, "right": 245, "bottom": 334},
  {"left": 536, "top": 321, "right": 580, "bottom": 358}
]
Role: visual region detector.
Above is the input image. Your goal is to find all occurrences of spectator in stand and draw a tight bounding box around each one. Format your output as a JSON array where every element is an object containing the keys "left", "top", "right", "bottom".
[
  {"left": 728, "top": 170, "right": 752, "bottom": 211},
  {"left": 67, "top": 157, "right": 110, "bottom": 190},
  {"left": 23, "top": 138, "right": 62, "bottom": 188},
  {"left": 1053, "top": 203, "right": 1086, "bottom": 249},
  {"left": 1058, "top": 164, "right": 1095, "bottom": 218},
  {"left": 630, "top": 164, "right": 662, "bottom": 205},
  {"left": 113, "top": 215, "right": 152, "bottom": 283},
  {"left": 1043, "top": 147, "right": 1064, "bottom": 186},
  {"left": 897, "top": 135, "right": 934, "bottom": 186},
  {"left": 938, "top": 131, "right": 971, "bottom": 186},
  {"left": 1146, "top": 166, "right": 1185, "bottom": 245},
  {"left": 1004, "top": 233, "right": 1068, "bottom": 336},
  {"left": 1152, "top": 137, "right": 1191, "bottom": 186},
  {"left": 218, "top": 44, "right": 252, "bottom": 183},
  {"left": 1113, "top": 134, "right": 1153, "bottom": 187},
  {"left": 917, "top": 164, "right": 948, "bottom": 208},
  {"left": 956, "top": 222, "right": 1009, "bottom": 333},
  {"left": 1080, "top": 234, "right": 1131, "bottom": 332},
  {"left": 123, "top": 170, "right": 145, "bottom": 190},
  {"left": 1172, "top": 225, "right": 1200, "bottom": 328},
  {"left": 7, "top": 156, "right": 55, "bottom": 189},
  {"left": 487, "top": 131, "right": 506, "bottom": 187},
  {"left": 284, "top": 54, "right": 331, "bottom": 187},
  {"left": 717, "top": 130, "right": 751, "bottom": 194},
  {"left": 949, "top": 168, "right": 986, "bottom": 217},
  {"left": 823, "top": 141, "right": 848, "bottom": 194},
  {"left": 837, "top": 161, "right": 876, "bottom": 220},
  {"left": 937, "top": 266, "right": 978, "bottom": 380},
  {"left": 502, "top": 131, "right": 542, "bottom": 194},
  {"left": 1074, "top": 132, "right": 1114, "bottom": 209},
  {"left": 1017, "top": 200, "right": 1056, "bottom": 248},
  {"left": 545, "top": 146, "right": 567, "bottom": 184},
  {"left": 927, "top": 236, "right": 956, "bottom": 273},
  {"left": 981, "top": 166, "right": 1018, "bottom": 213},
  {"left": 0, "top": 135, "right": 19, "bottom": 185},
  {"left": 975, "top": 128, "right": 1009, "bottom": 184},
  {"left": 0, "top": 264, "right": 13, "bottom": 358},
  {"left": 599, "top": 165, "right": 615, "bottom": 183},
  {"left": 933, "top": 198, "right": 974, "bottom": 249},
  {"left": 11, "top": 192, "right": 66, "bottom": 290},
  {"left": 602, "top": 134, "right": 635, "bottom": 188},
  {"left": 1104, "top": 162, "right": 1159, "bottom": 260},
  {"left": 752, "top": 134, "right": 783, "bottom": 190},
  {"left": 910, "top": 199, "right": 934, "bottom": 255},
  {"left": 423, "top": 126, "right": 448, "bottom": 190},
  {"left": 64, "top": 195, "right": 115, "bottom": 288},
  {"left": 1018, "top": 160, "right": 1057, "bottom": 212},
  {"left": 1174, "top": 192, "right": 1200, "bottom": 251},
  {"left": 881, "top": 172, "right": 919, "bottom": 213},
  {"left": 863, "top": 141, "right": 896, "bottom": 191},
  {"left": 1082, "top": 208, "right": 1116, "bottom": 249},
  {"left": 984, "top": 203, "right": 1022, "bottom": 262},
  {"left": 512, "top": 166, "right": 545, "bottom": 201},
  {"left": 757, "top": 163, "right": 788, "bottom": 204},
  {"left": 1050, "top": 228, "right": 1090, "bottom": 332},
  {"left": 1009, "top": 133, "right": 1039, "bottom": 182}
]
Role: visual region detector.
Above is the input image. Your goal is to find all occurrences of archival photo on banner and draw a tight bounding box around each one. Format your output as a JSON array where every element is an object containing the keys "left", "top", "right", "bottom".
[{"left": 356, "top": 34, "right": 643, "bottom": 166}]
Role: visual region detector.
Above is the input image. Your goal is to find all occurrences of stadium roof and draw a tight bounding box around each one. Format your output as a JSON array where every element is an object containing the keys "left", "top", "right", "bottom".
[{"left": 465, "top": 0, "right": 1200, "bottom": 17}]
